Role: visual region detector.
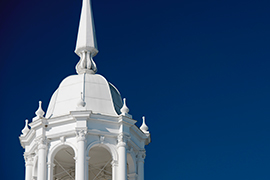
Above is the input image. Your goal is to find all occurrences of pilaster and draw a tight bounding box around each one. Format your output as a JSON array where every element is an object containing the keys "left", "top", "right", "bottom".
[
  {"left": 24, "top": 153, "right": 34, "bottom": 180},
  {"left": 137, "top": 150, "right": 146, "bottom": 180},
  {"left": 128, "top": 173, "right": 138, "bottom": 180}
]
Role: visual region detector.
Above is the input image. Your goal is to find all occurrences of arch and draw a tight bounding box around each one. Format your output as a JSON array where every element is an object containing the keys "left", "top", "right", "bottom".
[
  {"left": 47, "top": 142, "right": 77, "bottom": 180},
  {"left": 127, "top": 152, "right": 136, "bottom": 174},
  {"left": 86, "top": 140, "right": 118, "bottom": 161},
  {"left": 88, "top": 146, "right": 112, "bottom": 180},
  {"left": 48, "top": 141, "right": 77, "bottom": 164}
]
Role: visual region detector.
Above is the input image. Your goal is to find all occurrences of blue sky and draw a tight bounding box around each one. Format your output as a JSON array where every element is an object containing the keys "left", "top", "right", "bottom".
[{"left": 1, "top": 0, "right": 270, "bottom": 179}]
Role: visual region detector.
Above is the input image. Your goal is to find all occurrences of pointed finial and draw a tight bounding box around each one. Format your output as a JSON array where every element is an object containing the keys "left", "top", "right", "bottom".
[
  {"left": 35, "top": 101, "right": 45, "bottom": 119},
  {"left": 21, "top": 119, "right": 30, "bottom": 136},
  {"left": 120, "top": 98, "right": 132, "bottom": 118},
  {"left": 77, "top": 92, "right": 86, "bottom": 107},
  {"left": 75, "top": 0, "right": 98, "bottom": 74},
  {"left": 140, "top": 116, "right": 149, "bottom": 133},
  {"left": 121, "top": 98, "right": 129, "bottom": 114}
]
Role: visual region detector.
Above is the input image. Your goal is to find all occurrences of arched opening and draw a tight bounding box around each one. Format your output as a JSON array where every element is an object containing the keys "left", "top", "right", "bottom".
[
  {"left": 88, "top": 146, "right": 112, "bottom": 180},
  {"left": 127, "top": 152, "right": 137, "bottom": 180},
  {"left": 127, "top": 153, "right": 136, "bottom": 174},
  {"left": 53, "top": 146, "right": 75, "bottom": 180}
]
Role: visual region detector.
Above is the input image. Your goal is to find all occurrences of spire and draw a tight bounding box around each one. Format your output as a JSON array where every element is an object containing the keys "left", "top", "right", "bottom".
[{"left": 75, "top": 0, "right": 98, "bottom": 74}]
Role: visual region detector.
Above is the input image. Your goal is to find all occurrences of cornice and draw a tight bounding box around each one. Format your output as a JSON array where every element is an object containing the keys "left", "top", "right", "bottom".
[
  {"left": 29, "top": 118, "right": 47, "bottom": 129},
  {"left": 46, "top": 130, "right": 76, "bottom": 141},
  {"left": 127, "top": 138, "right": 140, "bottom": 152},
  {"left": 47, "top": 114, "right": 75, "bottom": 127},
  {"left": 118, "top": 115, "right": 137, "bottom": 127},
  {"left": 130, "top": 125, "right": 151, "bottom": 145},
  {"left": 90, "top": 113, "right": 119, "bottom": 124},
  {"left": 19, "top": 129, "right": 36, "bottom": 148},
  {"left": 130, "top": 124, "right": 147, "bottom": 139},
  {"left": 87, "top": 129, "right": 118, "bottom": 138},
  {"left": 70, "top": 110, "right": 92, "bottom": 119}
]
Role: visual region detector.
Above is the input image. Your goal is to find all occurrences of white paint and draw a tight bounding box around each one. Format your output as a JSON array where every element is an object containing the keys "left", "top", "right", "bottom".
[
  {"left": 76, "top": 131, "right": 86, "bottom": 180},
  {"left": 46, "top": 74, "right": 121, "bottom": 118},
  {"left": 19, "top": 0, "right": 151, "bottom": 180},
  {"left": 37, "top": 142, "right": 46, "bottom": 180}
]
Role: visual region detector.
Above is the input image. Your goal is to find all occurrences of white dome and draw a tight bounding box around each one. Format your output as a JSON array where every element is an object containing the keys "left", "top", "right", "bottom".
[{"left": 45, "top": 73, "right": 123, "bottom": 118}]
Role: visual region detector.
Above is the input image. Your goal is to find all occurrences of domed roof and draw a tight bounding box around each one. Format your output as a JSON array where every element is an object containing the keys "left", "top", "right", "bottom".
[{"left": 45, "top": 73, "right": 123, "bottom": 118}]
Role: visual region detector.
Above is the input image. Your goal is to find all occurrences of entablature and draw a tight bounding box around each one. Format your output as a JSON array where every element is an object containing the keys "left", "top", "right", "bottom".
[{"left": 19, "top": 129, "right": 36, "bottom": 148}]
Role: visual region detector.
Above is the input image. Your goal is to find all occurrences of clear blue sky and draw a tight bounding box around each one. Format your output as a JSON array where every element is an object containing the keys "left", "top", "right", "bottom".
[{"left": 1, "top": 0, "right": 270, "bottom": 179}]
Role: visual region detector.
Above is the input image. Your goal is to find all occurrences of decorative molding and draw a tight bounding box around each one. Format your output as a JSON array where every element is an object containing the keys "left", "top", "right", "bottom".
[
  {"left": 73, "top": 157, "right": 77, "bottom": 163},
  {"left": 47, "top": 162, "right": 55, "bottom": 168},
  {"left": 76, "top": 129, "right": 87, "bottom": 142},
  {"left": 117, "top": 133, "right": 130, "bottom": 147},
  {"left": 127, "top": 147, "right": 134, "bottom": 154},
  {"left": 76, "top": 51, "right": 97, "bottom": 74},
  {"left": 19, "top": 129, "right": 36, "bottom": 148},
  {"left": 46, "top": 115, "right": 75, "bottom": 127},
  {"left": 37, "top": 137, "right": 47, "bottom": 150},
  {"left": 24, "top": 152, "right": 35, "bottom": 166},
  {"left": 99, "top": 135, "right": 105, "bottom": 144},
  {"left": 60, "top": 136, "right": 66, "bottom": 143},
  {"left": 111, "top": 160, "right": 118, "bottom": 167},
  {"left": 137, "top": 150, "right": 146, "bottom": 162},
  {"left": 45, "top": 130, "right": 75, "bottom": 140}
]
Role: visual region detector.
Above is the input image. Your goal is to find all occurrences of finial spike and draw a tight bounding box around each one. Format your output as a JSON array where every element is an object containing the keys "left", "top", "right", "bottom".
[
  {"left": 21, "top": 119, "right": 30, "bottom": 136},
  {"left": 35, "top": 101, "right": 45, "bottom": 119},
  {"left": 140, "top": 116, "right": 149, "bottom": 133},
  {"left": 75, "top": 0, "right": 98, "bottom": 74},
  {"left": 121, "top": 98, "right": 129, "bottom": 113},
  {"left": 120, "top": 98, "right": 132, "bottom": 118}
]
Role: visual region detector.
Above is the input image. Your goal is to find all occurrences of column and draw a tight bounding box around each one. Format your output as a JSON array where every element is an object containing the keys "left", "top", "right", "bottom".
[
  {"left": 111, "top": 160, "right": 118, "bottom": 180},
  {"left": 137, "top": 150, "right": 146, "bottom": 180},
  {"left": 76, "top": 130, "right": 86, "bottom": 180},
  {"left": 24, "top": 153, "right": 34, "bottom": 180},
  {"left": 117, "top": 134, "right": 129, "bottom": 180},
  {"left": 37, "top": 139, "right": 47, "bottom": 180},
  {"left": 47, "top": 162, "right": 55, "bottom": 180}
]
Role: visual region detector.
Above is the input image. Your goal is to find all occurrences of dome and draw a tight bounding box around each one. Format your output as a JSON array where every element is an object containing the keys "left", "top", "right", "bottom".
[{"left": 45, "top": 73, "right": 123, "bottom": 118}]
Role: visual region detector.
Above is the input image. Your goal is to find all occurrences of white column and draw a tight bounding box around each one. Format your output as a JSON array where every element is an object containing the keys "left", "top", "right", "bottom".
[
  {"left": 76, "top": 130, "right": 86, "bottom": 180},
  {"left": 47, "top": 162, "right": 55, "bottom": 180},
  {"left": 117, "top": 134, "right": 129, "bottom": 180},
  {"left": 37, "top": 139, "right": 47, "bottom": 180},
  {"left": 111, "top": 160, "right": 118, "bottom": 180},
  {"left": 24, "top": 153, "right": 34, "bottom": 180},
  {"left": 137, "top": 150, "right": 145, "bottom": 180}
]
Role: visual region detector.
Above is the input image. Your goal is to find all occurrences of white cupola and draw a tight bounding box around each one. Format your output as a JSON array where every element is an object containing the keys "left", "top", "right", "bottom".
[{"left": 19, "top": 0, "right": 151, "bottom": 180}]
